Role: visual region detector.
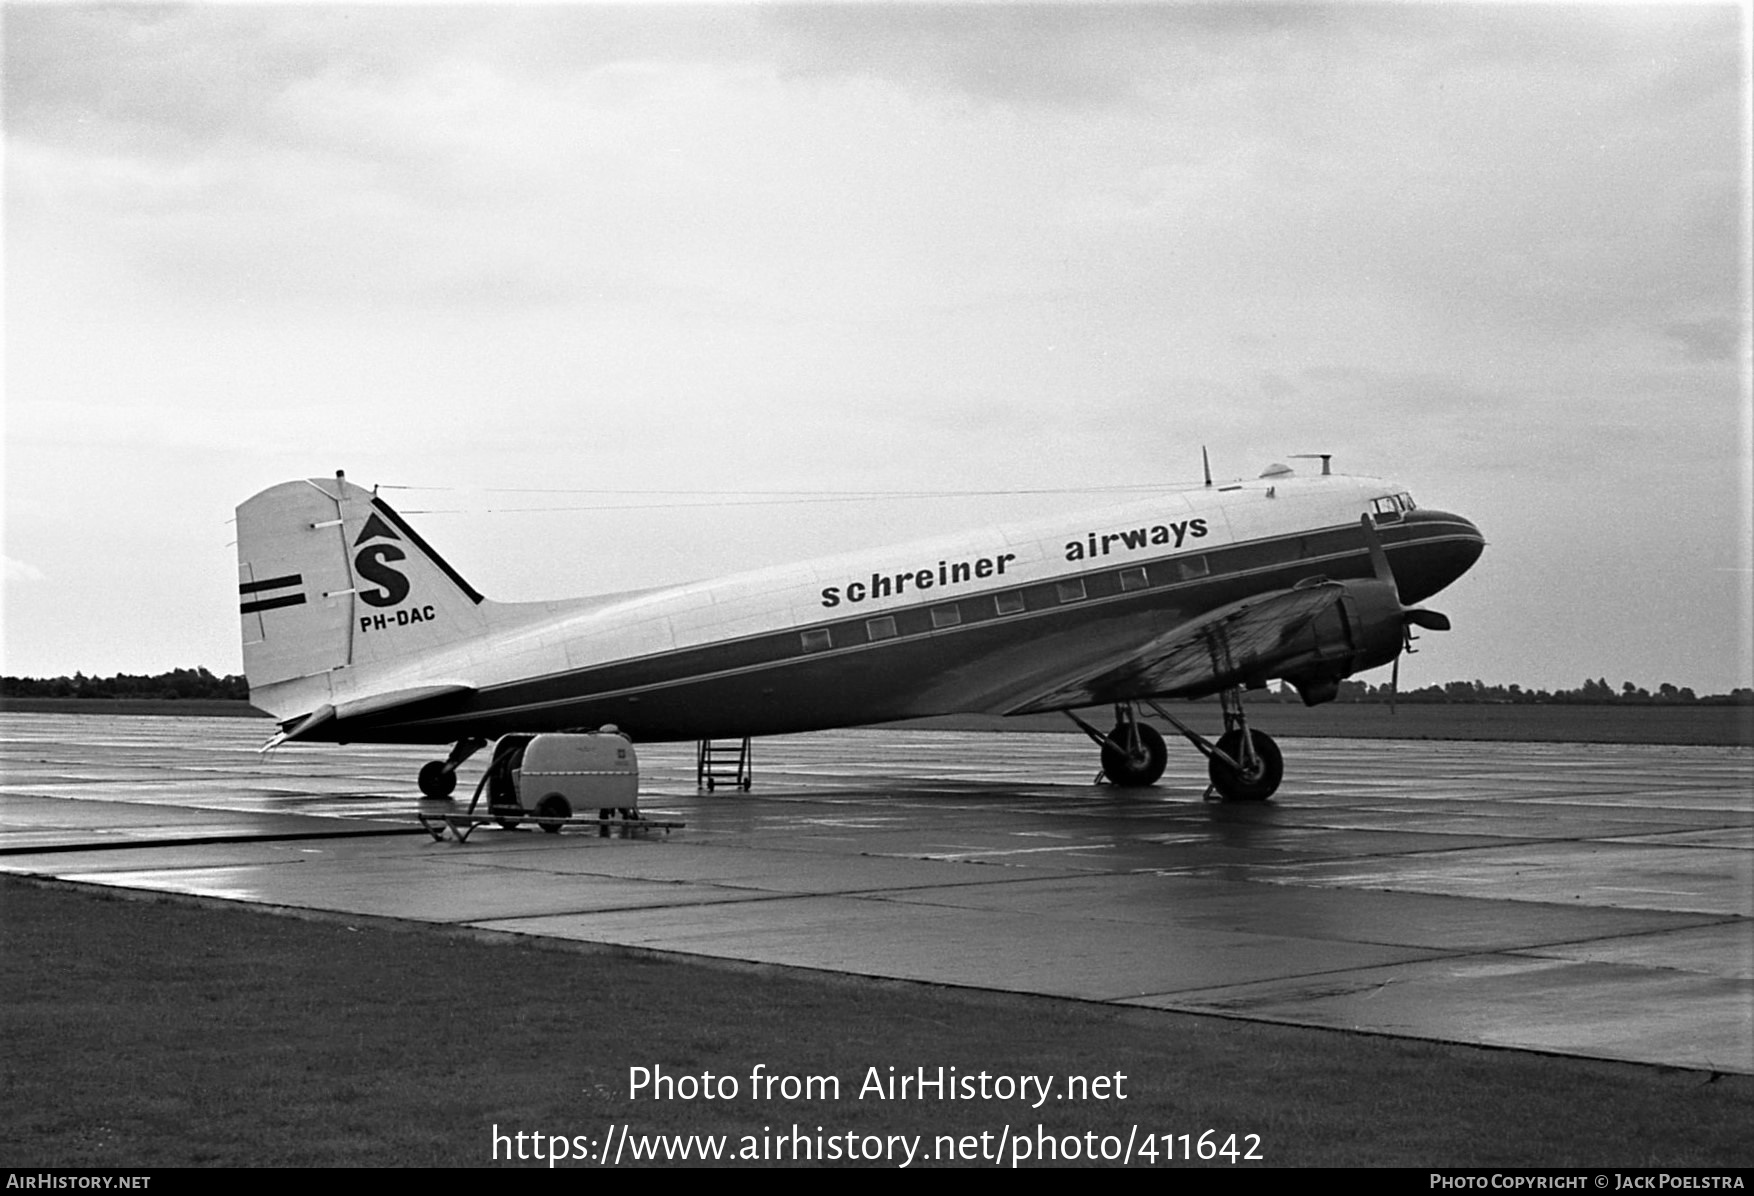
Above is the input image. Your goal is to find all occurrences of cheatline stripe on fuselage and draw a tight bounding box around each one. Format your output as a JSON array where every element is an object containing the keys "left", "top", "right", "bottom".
[{"left": 340, "top": 514, "right": 1478, "bottom": 736}]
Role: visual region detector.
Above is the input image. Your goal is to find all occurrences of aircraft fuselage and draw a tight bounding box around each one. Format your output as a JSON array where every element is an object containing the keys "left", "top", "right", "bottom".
[{"left": 246, "top": 472, "right": 1482, "bottom": 746}]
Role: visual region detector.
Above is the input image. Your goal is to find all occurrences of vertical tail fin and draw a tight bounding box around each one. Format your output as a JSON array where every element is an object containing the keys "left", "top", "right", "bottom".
[{"left": 236, "top": 475, "right": 488, "bottom": 700}]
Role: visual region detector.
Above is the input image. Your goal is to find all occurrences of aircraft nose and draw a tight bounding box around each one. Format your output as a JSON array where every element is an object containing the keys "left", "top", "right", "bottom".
[
  {"left": 1431, "top": 511, "right": 1485, "bottom": 584},
  {"left": 1395, "top": 509, "right": 1484, "bottom": 603},
  {"left": 1454, "top": 512, "right": 1485, "bottom": 547},
  {"left": 1431, "top": 511, "right": 1483, "bottom": 539}
]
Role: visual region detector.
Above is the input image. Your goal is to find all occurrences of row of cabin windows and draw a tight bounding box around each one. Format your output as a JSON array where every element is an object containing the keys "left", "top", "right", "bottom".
[{"left": 799, "top": 555, "right": 1211, "bottom": 653}]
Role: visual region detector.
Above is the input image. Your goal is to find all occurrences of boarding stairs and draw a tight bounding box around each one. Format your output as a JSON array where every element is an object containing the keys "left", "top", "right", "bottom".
[{"left": 696, "top": 737, "right": 753, "bottom": 792}]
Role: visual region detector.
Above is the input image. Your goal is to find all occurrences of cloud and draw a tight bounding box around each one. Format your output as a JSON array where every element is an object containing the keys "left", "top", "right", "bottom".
[
  {"left": 759, "top": 4, "right": 1372, "bottom": 113},
  {"left": 1664, "top": 317, "right": 1743, "bottom": 363},
  {"left": 5, "top": 558, "right": 48, "bottom": 583},
  {"left": 3, "top": 4, "right": 1746, "bottom": 689}
]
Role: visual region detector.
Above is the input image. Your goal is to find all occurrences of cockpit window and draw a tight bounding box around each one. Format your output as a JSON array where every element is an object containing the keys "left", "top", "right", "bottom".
[
  {"left": 1371, "top": 495, "right": 1404, "bottom": 523},
  {"left": 1372, "top": 493, "right": 1417, "bottom": 522}
]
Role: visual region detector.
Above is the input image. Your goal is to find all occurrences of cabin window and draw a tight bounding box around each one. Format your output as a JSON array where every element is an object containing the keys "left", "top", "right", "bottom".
[
  {"left": 1178, "top": 556, "right": 1209, "bottom": 580},
  {"left": 995, "top": 590, "right": 1025, "bottom": 615},
  {"left": 801, "top": 628, "right": 832, "bottom": 653},
  {"left": 1371, "top": 496, "right": 1404, "bottom": 524},
  {"left": 1118, "top": 566, "right": 1149, "bottom": 592},
  {"left": 931, "top": 605, "right": 962, "bottom": 629},
  {"left": 1056, "top": 579, "right": 1087, "bottom": 603},
  {"left": 866, "top": 616, "right": 897, "bottom": 641}
]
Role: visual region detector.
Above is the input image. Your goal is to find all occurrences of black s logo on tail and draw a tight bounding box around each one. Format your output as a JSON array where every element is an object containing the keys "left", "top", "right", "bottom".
[
  {"left": 355, "top": 544, "right": 410, "bottom": 607},
  {"left": 353, "top": 512, "right": 409, "bottom": 607}
]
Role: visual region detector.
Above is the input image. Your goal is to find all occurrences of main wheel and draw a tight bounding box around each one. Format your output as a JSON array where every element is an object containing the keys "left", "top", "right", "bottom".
[
  {"left": 1208, "top": 729, "right": 1283, "bottom": 801},
  {"left": 417, "top": 760, "right": 457, "bottom": 799},
  {"left": 535, "top": 793, "right": 571, "bottom": 834},
  {"left": 1101, "top": 722, "right": 1168, "bottom": 788}
]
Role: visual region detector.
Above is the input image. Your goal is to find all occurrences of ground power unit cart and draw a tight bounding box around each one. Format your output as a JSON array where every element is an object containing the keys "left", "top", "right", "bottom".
[{"left": 418, "top": 729, "right": 683, "bottom": 843}]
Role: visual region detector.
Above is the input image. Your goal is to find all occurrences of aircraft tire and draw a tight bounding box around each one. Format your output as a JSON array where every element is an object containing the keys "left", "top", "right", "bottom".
[
  {"left": 535, "top": 793, "right": 571, "bottom": 834},
  {"left": 1208, "top": 730, "right": 1283, "bottom": 801},
  {"left": 417, "top": 760, "right": 457, "bottom": 800},
  {"left": 1101, "top": 722, "right": 1168, "bottom": 788}
]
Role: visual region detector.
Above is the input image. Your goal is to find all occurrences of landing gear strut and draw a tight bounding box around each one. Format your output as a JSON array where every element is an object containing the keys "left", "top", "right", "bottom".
[
  {"left": 417, "top": 737, "right": 486, "bottom": 799},
  {"left": 1066, "top": 689, "right": 1283, "bottom": 802},
  {"left": 1205, "top": 719, "right": 1282, "bottom": 802},
  {"left": 1153, "top": 689, "right": 1282, "bottom": 802},
  {"left": 1066, "top": 703, "right": 1168, "bottom": 788}
]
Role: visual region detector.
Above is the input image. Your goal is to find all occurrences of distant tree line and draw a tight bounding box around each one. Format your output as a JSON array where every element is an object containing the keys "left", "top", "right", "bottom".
[
  {"left": 1266, "top": 678, "right": 1753, "bottom": 706},
  {"left": 3, "top": 669, "right": 1750, "bottom": 706},
  {"left": 1, "top": 668, "right": 248, "bottom": 701}
]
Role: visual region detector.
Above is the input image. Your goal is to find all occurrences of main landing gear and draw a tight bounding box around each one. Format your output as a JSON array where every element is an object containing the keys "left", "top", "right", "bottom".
[
  {"left": 417, "top": 737, "right": 486, "bottom": 799},
  {"left": 1067, "top": 702, "right": 1168, "bottom": 787},
  {"left": 1066, "top": 689, "right": 1283, "bottom": 802}
]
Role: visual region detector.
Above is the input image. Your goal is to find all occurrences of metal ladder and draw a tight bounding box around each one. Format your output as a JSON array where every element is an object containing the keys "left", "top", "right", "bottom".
[{"left": 696, "top": 737, "right": 753, "bottom": 791}]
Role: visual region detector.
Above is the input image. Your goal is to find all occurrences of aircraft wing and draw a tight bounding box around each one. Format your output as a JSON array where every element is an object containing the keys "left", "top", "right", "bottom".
[{"left": 1006, "top": 582, "right": 1346, "bottom": 714}]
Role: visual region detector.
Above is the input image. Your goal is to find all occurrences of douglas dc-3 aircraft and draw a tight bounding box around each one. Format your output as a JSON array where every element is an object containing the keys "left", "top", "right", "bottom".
[{"left": 236, "top": 462, "right": 1482, "bottom": 801}]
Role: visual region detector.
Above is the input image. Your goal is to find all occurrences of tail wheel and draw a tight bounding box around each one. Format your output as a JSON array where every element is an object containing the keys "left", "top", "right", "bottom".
[
  {"left": 417, "top": 760, "right": 457, "bottom": 799},
  {"left": 1101, "top": 722, "right": 1168, "bottom": 788},
  {"left": 1208, "top": 729, "right": 1283, "bottom": 801},
  {"left": 535, "top": 793, "right": 571, "bottom": 834}
]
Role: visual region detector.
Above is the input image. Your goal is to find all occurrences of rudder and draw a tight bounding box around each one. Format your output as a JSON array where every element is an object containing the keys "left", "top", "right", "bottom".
[{"left": 236, "top": 474, "right": 488, "bottom": 697}]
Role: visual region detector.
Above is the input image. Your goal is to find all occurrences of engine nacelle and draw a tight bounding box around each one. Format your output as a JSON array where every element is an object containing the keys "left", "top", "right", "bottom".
[{"left": 1277, "top": 579, "right": 1407, "bottom": 706}]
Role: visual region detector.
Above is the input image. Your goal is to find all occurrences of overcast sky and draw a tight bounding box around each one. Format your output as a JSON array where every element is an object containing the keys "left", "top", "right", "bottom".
[{"left": 4, "top": 2, "right": 1750, "bottom": 697}]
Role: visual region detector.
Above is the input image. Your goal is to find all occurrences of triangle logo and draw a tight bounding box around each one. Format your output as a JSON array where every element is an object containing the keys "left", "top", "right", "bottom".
[{"left": 354, "top": 512, "right": 402, "bottom": 546}]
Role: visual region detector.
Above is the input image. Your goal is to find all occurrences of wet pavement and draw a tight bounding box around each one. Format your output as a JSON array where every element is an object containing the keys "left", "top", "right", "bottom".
[{"left": 2, "top": 712, "right": 1749, "bottom": 1074}]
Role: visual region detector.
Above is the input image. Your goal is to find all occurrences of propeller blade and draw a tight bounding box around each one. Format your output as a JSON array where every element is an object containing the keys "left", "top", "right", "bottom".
[
  {"left": 1358, "top": 514, "right": 1447, "bottom": 722},
  {"left": 1359, "top": 514, "right": 1394, "bottom": 586},
  {"left": 1361, "top": 513, "right": 1446, "bottom": 630}
]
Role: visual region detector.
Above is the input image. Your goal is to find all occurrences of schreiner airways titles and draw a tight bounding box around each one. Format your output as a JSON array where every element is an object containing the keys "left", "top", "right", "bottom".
[{"left": 819, "top": 516, "right": 1209, "bottom": 609}]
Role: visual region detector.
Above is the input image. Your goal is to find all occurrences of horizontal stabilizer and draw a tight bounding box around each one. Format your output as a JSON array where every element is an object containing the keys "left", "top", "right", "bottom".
[
  {"left": 261, "top": 683, "right": 473, "bottom": 750},
  {"left": 262, "top": 703, "right": 335, "bottom": 752},
  {"left": 334, "top": 683, "right": 473, "bottom": 721}
]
